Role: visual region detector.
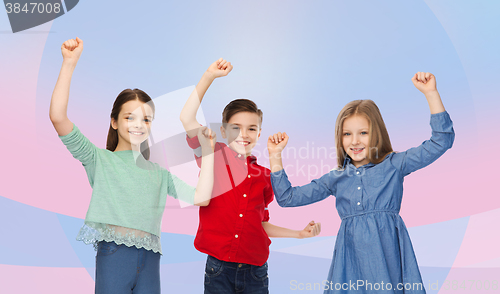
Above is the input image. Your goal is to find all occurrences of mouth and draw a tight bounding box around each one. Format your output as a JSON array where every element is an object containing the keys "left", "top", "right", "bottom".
[
  {"left": 351, "top": 147, "right": 365, "bottom": 154},
  {"left": 235, "top": 141, "right": 250, "bottom": 146},
  {"left": 129, "top": 131, "right": 145, "bottom": 136}
]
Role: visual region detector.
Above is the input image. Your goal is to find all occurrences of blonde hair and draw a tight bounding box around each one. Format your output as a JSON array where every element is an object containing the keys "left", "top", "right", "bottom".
[{"left": 334, "top": 100, "right": 393, "bottom": 167}]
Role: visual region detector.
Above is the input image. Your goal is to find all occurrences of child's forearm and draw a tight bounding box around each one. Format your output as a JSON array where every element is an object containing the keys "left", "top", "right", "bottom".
[
  {"left": 425, "top": 90, "right": 445, "bottom": 114},
  {"left": 180, "top": 72, "right": 215, "bottom": 138},
  {"left": 269, "top": 152, "right": 284, "bottom": 173},
  {"left": 50, "top": 61, "right": 76, "bottom": 135},
  {"left": 193, "top": 146, "right": 214, "bottom": 206},
  {"left": 262, "top": 222, "right": 301, "bottom": 238}
]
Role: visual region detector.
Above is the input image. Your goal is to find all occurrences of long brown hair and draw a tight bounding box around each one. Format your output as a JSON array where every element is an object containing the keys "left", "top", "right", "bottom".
[
  {"left": 106, "top": 89, "right": 155, "bottom": 160},
  {"left": 334, "top": 100, "right": 393, "bottom": 167}
]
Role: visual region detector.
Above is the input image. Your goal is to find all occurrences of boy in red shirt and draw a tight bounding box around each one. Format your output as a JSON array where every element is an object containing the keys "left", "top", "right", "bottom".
[{"left": 180, "top": 59, "right": 321, "bottom": 294}]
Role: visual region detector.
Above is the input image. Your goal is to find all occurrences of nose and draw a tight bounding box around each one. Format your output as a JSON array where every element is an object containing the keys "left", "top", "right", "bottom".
[
  {"left": 240, "top": 129, "right": 248, "bottom": 138},
  {"left": 352, "top": 134, "right": 360, "bottom": 145},
  {"left": 130, "top": 119, "right": 143, "bottom": 129}
]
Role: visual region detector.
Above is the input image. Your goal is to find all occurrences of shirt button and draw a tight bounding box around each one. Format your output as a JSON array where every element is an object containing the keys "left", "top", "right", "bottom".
[
  {"left": 358, "top": 187, "right": 360, "bottom": 190},
  {"left": 235, "top": 234, "right": 239, "bottom": 238},
  {"left": 356, "top": 171, "right": 359, "bottom": 175},
  {"left": 245, "top": 162, "right": 247, "bottom": 165},
  {"left": 238, "top": 264, "right": 243, "bottom": 268},
  {"left": 239, "top": 214, "right": 243, "bottom": 217},
  {"left": 243, "top": 194, "right": 247, "bottom": 197},
  {"left": 357, "top": 202, "right": 361, "bottom": 205},
  {"left": 248, "top": 175, "right": 251, "bottom": 178},
  {"left": 238, "top": 154, "right": 241, "bottom": 158}
]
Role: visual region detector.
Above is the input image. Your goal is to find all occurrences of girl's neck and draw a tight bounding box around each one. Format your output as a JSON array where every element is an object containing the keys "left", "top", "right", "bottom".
[{"left": 114, "top": 142, "right": 141, "bottom": 153}]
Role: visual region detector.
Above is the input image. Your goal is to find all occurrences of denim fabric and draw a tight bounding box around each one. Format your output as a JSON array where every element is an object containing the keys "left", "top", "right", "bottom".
[
  {"left": 95, "top": 241, "right": 161, "bottom": 294},
  {"left": 204, "top": 255, "right": 269, "bottom": 294},
  {"left": 271, "top": 112, "right": 455, "bottom": 293}
]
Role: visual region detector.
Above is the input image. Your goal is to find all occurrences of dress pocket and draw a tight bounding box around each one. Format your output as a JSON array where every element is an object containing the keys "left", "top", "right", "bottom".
[{"left": 367, "top": 175, "right": 384, "bottom": 187}]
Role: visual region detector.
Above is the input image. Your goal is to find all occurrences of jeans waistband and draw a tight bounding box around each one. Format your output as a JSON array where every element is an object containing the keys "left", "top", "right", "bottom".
[
  {"left": 208, "top": 255, "right": 261, "bottom": 269},
  {"left": 341, "top": 209, "right": 399, "bottom": 220}
]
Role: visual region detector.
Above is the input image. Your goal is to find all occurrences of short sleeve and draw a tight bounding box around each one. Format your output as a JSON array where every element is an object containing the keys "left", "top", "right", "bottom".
[
  {"left": 270, "top": 169, "right": 337, "bottom": 207},
  {"left": 186, "top": 134, "right": 202, "bottom": 168},
  {"left": 164, "top": 170, "right": 196, "bottom": 205},
  {"left": 59, "top": 123, "right": 99, "bottom": 185},
  {"left": 390, "top": 111, "right": 455, "bottom": 177}
]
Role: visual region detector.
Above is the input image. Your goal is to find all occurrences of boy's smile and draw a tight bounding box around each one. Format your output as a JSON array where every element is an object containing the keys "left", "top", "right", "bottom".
[{"left": 221, "top": 111, "right": 261, "bottom": 157}]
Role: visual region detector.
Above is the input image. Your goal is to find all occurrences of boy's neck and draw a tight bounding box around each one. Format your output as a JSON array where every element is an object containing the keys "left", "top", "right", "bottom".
[{"left": 227, "top": 144, "right": 253, "bottom": 158}]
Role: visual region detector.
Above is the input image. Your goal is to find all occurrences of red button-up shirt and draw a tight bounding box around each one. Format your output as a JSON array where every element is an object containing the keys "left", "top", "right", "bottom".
[{"left": 187, "top": 135, "right": 273, "bottom": 266}]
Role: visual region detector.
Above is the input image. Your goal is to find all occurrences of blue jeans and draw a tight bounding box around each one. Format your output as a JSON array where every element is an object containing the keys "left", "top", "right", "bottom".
[
  {"left": 95, "top": 241, "right": 161, "bottom": 294},
  {"left": 204, "top": 255, "right": 269, "bottom": 294}
]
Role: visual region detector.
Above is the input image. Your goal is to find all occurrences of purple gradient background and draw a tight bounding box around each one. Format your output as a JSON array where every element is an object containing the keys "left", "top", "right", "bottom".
[{"left": 1, "top": 0, "right": 498, "bottom": 293}]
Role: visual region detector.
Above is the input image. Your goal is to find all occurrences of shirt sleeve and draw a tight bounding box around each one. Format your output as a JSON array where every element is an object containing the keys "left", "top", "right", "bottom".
[
  {"left": 186, "top": 134, "right": 202, "bottom": 168},
  {"left": 270, "top": 169, "right": 337, "bottom": 207},
  {"left": 262, "top": 174, "right": 274, "bottom": 222},
  {"left": 389, "top": 111, "right": 455, "bottom": 177},
  {"left": 164, "top": 170, "right": 196, "bottom": 205},
  {"left": 59, "top": 123, "right": 98, "bottom": 186}
]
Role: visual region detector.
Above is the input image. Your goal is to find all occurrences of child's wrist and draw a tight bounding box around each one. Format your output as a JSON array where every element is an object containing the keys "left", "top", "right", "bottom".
[
  {"left": 62, "top": 59, "right": 77, "bottom": 69},
  {"left": 424, "top": 89, "right": 439, "bottom": 98},
  {"left": 203, "top": 71, "right": 216, "bottom": 81}
]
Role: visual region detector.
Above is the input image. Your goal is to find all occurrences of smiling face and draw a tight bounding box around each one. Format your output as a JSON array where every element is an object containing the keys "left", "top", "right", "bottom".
[
  {"left": 221, "top": 111, "right": 261, "bottom": 157},
  {"left": 342, "top": 114, "right": 371, "bottom": 167},
  {"left": 111, "top": 99, "right": 154, "bottom": 151}
]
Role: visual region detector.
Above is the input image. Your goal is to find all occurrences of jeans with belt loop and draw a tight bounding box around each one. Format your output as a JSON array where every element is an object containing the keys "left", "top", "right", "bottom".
[{"left": 204, "top": 255, "right": 269, "bottom": 294}]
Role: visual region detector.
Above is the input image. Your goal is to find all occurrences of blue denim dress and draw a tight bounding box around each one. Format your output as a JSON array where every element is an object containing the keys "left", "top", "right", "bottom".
[{"left": 270, "top": 111, "right": 454, "bottom": 293}]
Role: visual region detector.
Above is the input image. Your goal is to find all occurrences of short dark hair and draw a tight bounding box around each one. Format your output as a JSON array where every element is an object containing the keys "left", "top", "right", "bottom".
[{"left": 222, "top": 99, "right": 263, "bottom": 126}]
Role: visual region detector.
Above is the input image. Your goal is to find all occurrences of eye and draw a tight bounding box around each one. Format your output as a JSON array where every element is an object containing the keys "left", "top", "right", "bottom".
[
  {"left": 144, "top": 118, "right": 151, "bottom": 123},
  {"left": 343, "top": 132, "right": 350, "bottom": 136},
  {"left": 126, "top": 117, "right": 133, "bottom": 121},
  {"left": 232, "top": 126, "right": 239, "bottom": 130},
  {"left": 249, "top": 128, "right": 257, "bottom": 131},
  {"left": 361, "top": 131, "right": 368, "bottom": 135}
]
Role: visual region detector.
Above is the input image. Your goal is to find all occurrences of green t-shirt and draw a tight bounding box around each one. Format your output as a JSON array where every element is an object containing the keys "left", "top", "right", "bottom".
[{"left": 59, "top": 124, "right": 195, "bottom": 253}]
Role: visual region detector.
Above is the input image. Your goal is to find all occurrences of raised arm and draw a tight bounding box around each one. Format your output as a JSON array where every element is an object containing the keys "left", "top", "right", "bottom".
[
  {"left": 193, "top": 127, "right": 216, "bottom": 206},
  {"left": 268, "top": 132, "right": 336, "bottom": 207},
  {"left": 49, "top": 37, "right": 83, "bottom": 136},
  {"left": 411, "top": 72, "right": 445, "bottom": 114},
  {"left": 392, "top": 72, "right": 455, "bottom": 176},
  {"left": 180, "top": 58, "right": 233, "bottom": 138}
]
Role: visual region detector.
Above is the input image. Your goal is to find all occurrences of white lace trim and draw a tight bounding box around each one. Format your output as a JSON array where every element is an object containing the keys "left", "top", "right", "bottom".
[{"left": 76, "top": 222, "right": 162, "bottom": 254}]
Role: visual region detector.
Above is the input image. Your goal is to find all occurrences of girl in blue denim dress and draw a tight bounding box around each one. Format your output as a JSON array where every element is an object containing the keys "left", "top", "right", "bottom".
[{"left": 267, "top": 72, "right": 454, "bottom": 293}]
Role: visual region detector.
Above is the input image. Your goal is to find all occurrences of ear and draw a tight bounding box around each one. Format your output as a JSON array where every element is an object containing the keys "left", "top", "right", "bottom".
[
  {"left": 257, "top": 128, "right": 262, "bottom": 139},
  {"left": 220, "top": 125, "right": 227, "bottom": 139},
  {"left": 111, "top": 118, "right": 118, "bottom": 130}
]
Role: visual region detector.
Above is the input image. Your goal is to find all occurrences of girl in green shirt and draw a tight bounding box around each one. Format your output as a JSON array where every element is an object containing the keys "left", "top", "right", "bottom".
[{"left": 50, "top": 37, "right": 215, "bottom": 294}]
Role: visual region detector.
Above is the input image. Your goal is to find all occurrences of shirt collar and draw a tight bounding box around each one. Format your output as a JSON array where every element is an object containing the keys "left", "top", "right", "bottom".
[
  {"left": 343, "top": 153, "right": 391, "bottom": 169},
  {"left": 343, "top": 156, "right": 375, "bottom": 169},
  {"left": 224, "top": 144, "right": 257, "bottom": 164}
]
